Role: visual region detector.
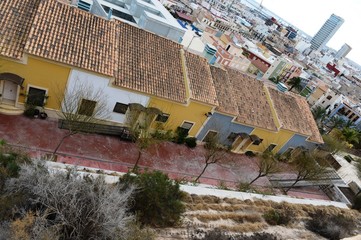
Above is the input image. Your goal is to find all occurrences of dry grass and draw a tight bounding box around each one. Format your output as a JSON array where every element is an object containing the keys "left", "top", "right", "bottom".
[
  {"left": 220, "top": 222, "right": 267, "bottom": 232},
  {"left": 176, "top": 193, "right": 361, "bottom": 240},
  {"left": 207, "top": 204, "right": 225, "bottom": 211},
  {"left": 223, "top": 197, "right": 243, "bottom": 205},
  {"left": 253, "top": 199, "right": 272, "bottom": 207},
  {"left": 190, "top": 194, "right": 204, "bottom": 204},
  {"left": 194, "top": 213, "right": 263, "bottom": 224},
  {"left": 186, "top": 203, "right": 209, "bottom": 211},
  {"left": 223, "top": 204, "right": 247, "bottom": 212},
  {"left": 201, "top": 195, "right": 222, "bottom": 204},
  {"left": 181, "top": 192, "right": 193, "bottom": 203}
]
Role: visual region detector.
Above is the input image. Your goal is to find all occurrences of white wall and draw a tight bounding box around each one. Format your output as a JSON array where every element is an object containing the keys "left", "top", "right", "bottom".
[
  {"left": 312, "top": 89, "right": 342, "bottom": 112},
  {"left": 67, "top": 69, "right": 149, "bottom": 124}
]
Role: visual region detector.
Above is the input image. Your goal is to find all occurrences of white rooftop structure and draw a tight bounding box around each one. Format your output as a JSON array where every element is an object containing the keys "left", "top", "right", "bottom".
[{"left": 80, "top": 0, "right": 186, "bottom": 42}]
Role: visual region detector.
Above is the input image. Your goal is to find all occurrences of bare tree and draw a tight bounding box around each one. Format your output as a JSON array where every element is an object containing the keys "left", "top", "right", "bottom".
[
  {"left": 249, "top": 151, "right": 280, "bottom": 184},
  {"left": 195, "top": 135, "right": 228, "bottom": 182},
  {"left": 285, "top": 150, "right": 329, "bottom": 193},
  {"left": 53, "top": 81, "right": 110, "bottom": 156},
  {"left": 6, "top": 160, "right": 134, "bottom": 239}
]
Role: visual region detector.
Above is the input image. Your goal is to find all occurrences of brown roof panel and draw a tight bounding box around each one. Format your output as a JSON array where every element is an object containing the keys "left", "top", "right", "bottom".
[
  {"left": 114, "top": 21, "right": 187, "bottom": 103},
  {"left": 267, "top": 87, "right": 311, "bottom": 134},
  {"left": 184, "top": 51, "right": 218, "bottom": 106},
  {"left": 295, "top": 95, "right": 324, "bottom": 143},
  {"left": 210, "top": 66, "right": 238, "bottom": 115},
  {"left": 267, "top": 87, "right": 323, "bottom": 143},
  {"left": 227, "top": 69, "right": 277, "bottom": 131},
  {"left": 0, "top": 0, "right": 41, "bottom": 59},
  {"left": 24, "top": 0, "right": 118, "bottom": 76}
]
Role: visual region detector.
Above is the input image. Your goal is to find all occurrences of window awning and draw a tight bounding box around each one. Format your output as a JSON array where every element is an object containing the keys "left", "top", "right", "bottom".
[
  {"left": 250, "top": 134, "right": 262, "bottom": 144},
  {"left": 238, "top": 132, "right": 250, "bottom": 139},
  {"left": 128, "top": 103, "right": 145, "bottom": 112},
  {"left": 0, "top": 72, "right": 24, "bottom": 86}
]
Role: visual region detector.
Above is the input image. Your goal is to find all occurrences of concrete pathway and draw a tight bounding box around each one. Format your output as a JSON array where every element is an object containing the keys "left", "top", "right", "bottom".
[
  {"left": 0, "top": 114, "right": 330, "bottom": 200},
  {"left": 0, "top": 114, "right": 265, "bottom": 187}
]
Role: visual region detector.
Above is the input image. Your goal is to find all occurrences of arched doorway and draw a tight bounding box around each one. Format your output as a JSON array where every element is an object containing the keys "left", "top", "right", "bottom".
[{"left": 0, "top": 72, "right": 24, "bottom": 105}]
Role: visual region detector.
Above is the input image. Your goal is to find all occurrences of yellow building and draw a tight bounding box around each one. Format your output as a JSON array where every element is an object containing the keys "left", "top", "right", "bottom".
[
  {"left": 197, "top": 67, "right": 323, "bottom": 154},
  {"left": 147, "top": 51, "right": 218, "bottom": 136},
  {"left": 0, "top": 0, "right": 117, "bottom": 115},
  {"left": 1, "top": 0, "right": 323, "bottom": 154},
  {"left": 0, "top": 57, "right": 70, "bottom": 112}
]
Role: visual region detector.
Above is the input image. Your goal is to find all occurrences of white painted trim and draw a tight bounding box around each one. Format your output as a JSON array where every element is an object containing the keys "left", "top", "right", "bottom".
[{"left": 194, "top": 108, "right": 215, "bottom": 137}]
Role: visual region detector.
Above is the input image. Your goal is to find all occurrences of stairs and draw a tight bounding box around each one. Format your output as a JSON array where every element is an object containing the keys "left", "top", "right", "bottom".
[{"left": 0, "top": 103, "right": 24, "bottom": 115}]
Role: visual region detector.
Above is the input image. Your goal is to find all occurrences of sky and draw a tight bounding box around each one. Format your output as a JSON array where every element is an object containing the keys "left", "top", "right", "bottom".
[{"left": 251, "top": 0, "right": 361, "bottom": 65}]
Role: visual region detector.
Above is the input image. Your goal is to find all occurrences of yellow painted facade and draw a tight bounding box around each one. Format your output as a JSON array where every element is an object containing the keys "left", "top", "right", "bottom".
[
  {"left": 246, "top": 128, "right": 294, "bottom": 153},
  {"left": 0, "top": 56, "right": 71, "bottom": 109},
  {"left": 148, "top": 98, "right": 212, "bottom": 137}
]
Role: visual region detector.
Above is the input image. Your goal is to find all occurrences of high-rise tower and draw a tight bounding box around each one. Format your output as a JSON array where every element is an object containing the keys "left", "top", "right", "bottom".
[
  {"left": 335, "top": 43, "right": 352, "bottom": 59},
  {"left": 310, "top": 14, "right": 344, "bottom": 51}
]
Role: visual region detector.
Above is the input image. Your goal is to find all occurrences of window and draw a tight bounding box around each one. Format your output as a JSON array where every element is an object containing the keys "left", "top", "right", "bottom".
[
  {"left": 113, "top": 102, "right": 128, "bottom": 114},
  {"left": 27, "top": 87, "right": 46, "bottom": 106},
  {"left": 155, "top": 113, "right": 170, "bottom": 123},
  {"left": 78, "top": 99, "right": 96, "bottom": 116},
  {"left": 265, "top": 144, "right": 277, "bottom": 152},
  {"left": 203, "top": 130, "right": 218, "bottom": 142},
  {"left": 326, "top": 95, "right": 333, "bottom": 100},
  {"left": 283, "top": 147, "right": 294, "bottom": 157},
  {"left": 180, "top": 121, "right": 193, "bottom": 130}
]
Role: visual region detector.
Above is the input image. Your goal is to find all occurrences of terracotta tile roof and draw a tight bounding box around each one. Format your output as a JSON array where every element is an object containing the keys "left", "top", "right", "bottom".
[
  {"left": 24, "top": 0, "right": 118, "bottom": 76},
  {"left": 0, "top": 0, "right": 41, "bottom": 59},
  {"left": 251, "top": 58, "right": 270, "bottom": 73},
  {"left": 184, "top": 51, "right": 218, "bottom": 106},
  {"left": 267, "top": 87, "right": 323, "bottom": 143},
  {"left": 294, "top": 95, "right": 324, "bottom": 144},
  {"left": 227, "top": 69, "right": 277, "bottom": 131},
  {"left": 114, "top": 21, "right": 187, "bottom": 103},
  {"left": 209, "top": 66, "right": 238, "bottom": 116}
]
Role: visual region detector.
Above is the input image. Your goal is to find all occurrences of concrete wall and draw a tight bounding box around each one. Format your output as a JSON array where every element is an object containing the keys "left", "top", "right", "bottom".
[
  {"left": 196, "top": 112, "right": 254, "bottom": 145},
  {"left": 278, "top": 134, "right": 318, "bottom": 154},
  {"left": 67, "top": 69, "right": 149, "bottom": 123}
]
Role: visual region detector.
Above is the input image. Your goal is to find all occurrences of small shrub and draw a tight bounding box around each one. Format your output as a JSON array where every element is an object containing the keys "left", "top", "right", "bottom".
[
  {"left": 245, "top": 151, "right": 255, "bottom": 157},
  {"left": 174, "top": 127, "right": 188, "bottom": 144},
  {"left": 238, "top": 182, "right": 252, "bottom": 192},
  {"left": 0, "top": 148, "right": 30, "bottom": 192},
  {"left": 126, "top": 222, "right": 156, "bottom": 240},
  {"left": 263, "top": 208, "right": 294, "bottom": 226},
  {"left": 152, "top": 129, "right": 173, "bottom": 141},
  {"left": 305, "top": 210, "right": 355, "bottom": 240},
  {"left": 120, "top": 171, "right": 185, "bottom": 227},
  {"left": 185, "top": 137, "right": 197, "bottom": 148},
  {"left": 217, "top": 180, "right": 229, "bottom": 190},
  {"left": 23, "top": 104, "right": 36, "bottom": 118},
  {"left": 352, "top": 194, "right": 361, "bottom": 211},
  {"left": 344, "top": 155, "right": 354, "bottom": 163}
]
